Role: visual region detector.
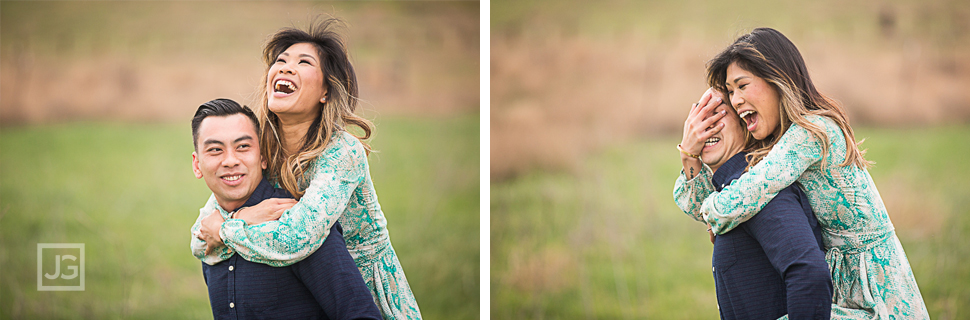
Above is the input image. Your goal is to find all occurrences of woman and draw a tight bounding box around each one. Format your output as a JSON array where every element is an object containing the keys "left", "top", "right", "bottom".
[
  {"left": 194, "top": 19, "right": 422, "bottom": 319},
  {"left": 674, "top": 28, "right": 927, "bottom": 318}
]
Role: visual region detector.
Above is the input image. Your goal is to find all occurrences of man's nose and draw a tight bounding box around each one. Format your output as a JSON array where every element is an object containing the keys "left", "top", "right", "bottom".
[{"left": 222, "top": 150, "right": 241, "bottom": 167}]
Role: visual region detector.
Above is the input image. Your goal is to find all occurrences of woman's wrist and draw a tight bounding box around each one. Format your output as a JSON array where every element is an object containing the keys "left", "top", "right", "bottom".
[
  {"left": 677, "top": 144, "right": 701, "bottom": 159},
  {"left": 232, "top": 208, "right": 251, "bottom": 225},
  {"left": 681, "top": 156, "right": 703, "bottom": 180}
]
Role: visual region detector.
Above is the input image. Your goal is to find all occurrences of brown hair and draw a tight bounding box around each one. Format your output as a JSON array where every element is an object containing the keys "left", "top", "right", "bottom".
[
  {"left": 255, "top": 18, "right": 373, "bottom": 198},
  {"left": 707, "top": 27, "right": 869, "bottom": 170}
]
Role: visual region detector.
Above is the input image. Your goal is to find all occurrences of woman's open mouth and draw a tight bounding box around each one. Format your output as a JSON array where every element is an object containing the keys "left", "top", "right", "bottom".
[
  {"left": 739, "top": 110, "right": 758, "bottom": 132},
  {"left": 273, "top": 79, "right": 297, "bottom": 97}
]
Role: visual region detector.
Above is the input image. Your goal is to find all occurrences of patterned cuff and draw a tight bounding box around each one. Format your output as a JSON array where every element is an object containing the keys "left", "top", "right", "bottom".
[{"left": 219, "top": 219, "right": 247, "bottom": 250}]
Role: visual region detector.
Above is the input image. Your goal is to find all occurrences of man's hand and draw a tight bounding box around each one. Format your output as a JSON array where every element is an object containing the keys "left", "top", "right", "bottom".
[
  {"left": 233, "top": 198, "right": 297, "bottom": 225},
  {"left": 198, "top": 209, "right": 226, "bottom": 255}
]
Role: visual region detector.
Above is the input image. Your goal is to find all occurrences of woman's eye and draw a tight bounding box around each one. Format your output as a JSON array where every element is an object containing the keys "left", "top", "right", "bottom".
[
  {"left": 275, "top": 58, "right": 285, "bottom": 63},
  {"left": 300, "top": 59, "right": 311, "bottom": 65},
  {"left": 739, "top": 84, "right": 748, "bottom": 90}
]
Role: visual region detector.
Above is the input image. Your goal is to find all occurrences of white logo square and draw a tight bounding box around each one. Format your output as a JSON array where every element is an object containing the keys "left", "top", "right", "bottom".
[{"left": 37, "top": 243, "right": 85, "bottom": 291}]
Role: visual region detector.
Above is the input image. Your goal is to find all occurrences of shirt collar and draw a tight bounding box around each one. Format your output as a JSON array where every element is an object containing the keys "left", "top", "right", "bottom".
[
  {"left": 711, "top": 152, "right": 749, "bottom": 191},
  {"left": 227, "top": 178, "right": 275, "bottom": 212}
]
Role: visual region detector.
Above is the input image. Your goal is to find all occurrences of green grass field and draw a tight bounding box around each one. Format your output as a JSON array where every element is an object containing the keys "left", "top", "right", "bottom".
[
  {"left": 0, "top": 115, "right": 479, "bottom": 319},
  {"left": 491, "top": 125, "right": 970, "bottom": 319}
]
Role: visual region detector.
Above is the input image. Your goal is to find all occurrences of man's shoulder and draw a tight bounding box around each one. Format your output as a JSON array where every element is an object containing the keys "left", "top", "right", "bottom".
[
  {"left": 749, "top": 184, "right": 803, "bottom": 219},
  {"left": 267, "top": 185, "right": 294, "bottom": 200},
  {"left": 743, "top": 183, "right": 814, "bottom": 238},
  {"left": 241, "top": 178, "right": 294, "bottom": 209}
]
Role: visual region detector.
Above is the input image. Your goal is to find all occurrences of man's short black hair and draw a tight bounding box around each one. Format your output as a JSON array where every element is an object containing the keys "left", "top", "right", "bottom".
[{"left": 191, "top": 98, "right": 259, "bottom": 150}]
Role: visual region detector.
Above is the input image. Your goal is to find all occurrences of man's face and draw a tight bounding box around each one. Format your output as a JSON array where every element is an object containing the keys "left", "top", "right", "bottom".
[
  {"left": 702, "top": 98, "right": 748, "bottom": 172},
  {"left": 192, "top": 114, "right": 265, "bottom": 210}
]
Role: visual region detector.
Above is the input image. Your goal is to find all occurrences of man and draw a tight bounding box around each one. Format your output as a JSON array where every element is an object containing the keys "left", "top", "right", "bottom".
[
  {"left": 676, "top": 100, "right": 832, "bottom": 319},
  {"left": 188, "top": 98, "right": 381, "bottom": 320}
]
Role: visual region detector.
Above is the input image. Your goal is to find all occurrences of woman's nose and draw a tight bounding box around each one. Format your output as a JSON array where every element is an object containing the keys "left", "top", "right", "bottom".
[
  {"left": 279, "top": 64, "right": 294, "bottom": 74},
  {"left": 731, "top": 93, "right": 743, "bottom": 108}
]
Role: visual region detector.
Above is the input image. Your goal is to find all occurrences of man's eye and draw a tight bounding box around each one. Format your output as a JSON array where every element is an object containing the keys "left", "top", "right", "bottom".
[
  {"left": 208, "top": 148, "right": 222, "bottom": 153},
  {"left": 238, "top": 144, "right": 250, "bottom": 150}
]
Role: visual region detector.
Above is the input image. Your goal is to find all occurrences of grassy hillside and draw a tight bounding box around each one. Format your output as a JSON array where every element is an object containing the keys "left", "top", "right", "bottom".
[
  {"left": 491, "top": 125, "right": 970, "bottom": 319},
  {"left": 0, "top": 115, "right": 479, "bottom": 319}
]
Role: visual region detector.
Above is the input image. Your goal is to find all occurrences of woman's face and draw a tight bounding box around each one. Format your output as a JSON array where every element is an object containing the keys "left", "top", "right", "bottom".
[
  {"left": 725, "top": 61, "right": 781, "bottom": 140},
  {"left": 266, "top": 43, "right": 328, "bottom": 120}
]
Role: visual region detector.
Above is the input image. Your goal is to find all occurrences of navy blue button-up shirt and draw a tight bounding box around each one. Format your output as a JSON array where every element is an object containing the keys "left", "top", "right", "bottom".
[
  {"left": 202, "top": 178, "right": 381, "bottom": 320},
  {"left": 711, "top": 152, "right": 832, "bottom": 320}
]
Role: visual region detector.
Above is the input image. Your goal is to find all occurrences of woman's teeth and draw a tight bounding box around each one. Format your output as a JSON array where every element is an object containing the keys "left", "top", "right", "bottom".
[
  {"left": 274, "top": 80, "right": 296, "bottom": 94},
  {"left": 704, "top": 137, "right": 720, "bottom": 146},
  {"left": 739, "top": 110, "right": 757, "bottom": 124}
]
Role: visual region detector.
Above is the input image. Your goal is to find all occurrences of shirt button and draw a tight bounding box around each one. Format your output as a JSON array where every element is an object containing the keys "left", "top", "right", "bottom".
[
  {"left": 713, "top": 266, "right": 715, "bottom": 272},
  {"left": 230, "top": 302, "right": 234, "bottom": 308},
  {"left": 229, "top": 265, "right": 234, "bottom": 271}
]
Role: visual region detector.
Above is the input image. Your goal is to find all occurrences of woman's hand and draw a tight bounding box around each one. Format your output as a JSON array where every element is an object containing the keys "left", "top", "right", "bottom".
[
  {"left": 198, "top": 210, "right": 225, "bottom": 255},
  {"left": 233, "top": 198, "right": 297, "bottom": 226},
  {"left": 681, "top": 88, "right": 727, "bottom": 157},
  {"left": 680, "top": 88, "right": 726, "bottom": 179}
]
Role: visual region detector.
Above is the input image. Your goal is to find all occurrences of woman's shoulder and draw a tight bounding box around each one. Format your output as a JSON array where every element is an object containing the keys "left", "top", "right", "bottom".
[
  {"left": 321, "top": 130, "right": 364, "bottom": 153},
  {"left": 805, "top": 114, "right": 842, "bottom": 132},
  {"left": 789, "top": 115, "right": 843, "bottom": 139},
  {"left": 315, "top": 130, "right": 367, "bottom": 167}
]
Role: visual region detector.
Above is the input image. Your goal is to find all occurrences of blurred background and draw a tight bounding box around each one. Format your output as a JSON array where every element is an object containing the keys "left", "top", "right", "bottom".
[
  {"left": 491, "top": 0, "right": 970, "bottom": 318},
  {"left": 1, "top": 1, "right": 478, "bottom": 319}
]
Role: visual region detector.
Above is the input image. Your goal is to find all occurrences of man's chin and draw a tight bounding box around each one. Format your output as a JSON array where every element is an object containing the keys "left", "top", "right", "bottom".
[{"left": 213, "top": 189, "right": 251, "bottom": 207}]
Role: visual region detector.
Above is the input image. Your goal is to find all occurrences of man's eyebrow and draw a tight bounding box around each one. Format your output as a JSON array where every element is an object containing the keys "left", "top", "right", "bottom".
[
  {"left": 202, "top": 139, "right": 225, "bottom": 147},
  {"left": 233, "top": 135, "right": 253, "bottom": 144}
]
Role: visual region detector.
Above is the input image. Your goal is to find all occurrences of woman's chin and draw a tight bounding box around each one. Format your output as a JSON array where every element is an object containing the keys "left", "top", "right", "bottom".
[
  {"left": 752, "top": 131, "right": 768, "bottom": 141},
  {"left": 267, "top": 101, "right": 290, "bottom": 114}
]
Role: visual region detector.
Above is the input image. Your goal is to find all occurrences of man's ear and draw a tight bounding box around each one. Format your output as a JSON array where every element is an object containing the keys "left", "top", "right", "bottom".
[
  {"left": 261, "top": 156, "right": 268, "bottom": 170},
  {"left": 192, "top": 152, "right": 203, "bottom": 179}
]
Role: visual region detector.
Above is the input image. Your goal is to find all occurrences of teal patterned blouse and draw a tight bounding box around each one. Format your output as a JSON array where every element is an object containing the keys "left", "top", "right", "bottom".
[
  {"left": 674, "top": 115, "right": 928, "bottom": 319},
  {"left": 191, "top": 130, "right": 422, "bottom": 319}
]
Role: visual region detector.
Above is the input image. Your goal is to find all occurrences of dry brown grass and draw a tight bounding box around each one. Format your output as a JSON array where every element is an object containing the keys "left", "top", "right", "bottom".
[{"left": 0, "top": 2, "right": 478, "bottom": 124}]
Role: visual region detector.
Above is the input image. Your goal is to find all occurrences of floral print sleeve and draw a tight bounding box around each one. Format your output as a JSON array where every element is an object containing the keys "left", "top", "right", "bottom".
[
  {"left": 190, "top": 194, "right": 235, "bottom": 265},
  {"left": 703, "top": 118, "right": 824, "bottom": 234},
  {"left": 217, "top": 132, "right": 366, "bottom": 267},
  {"left": 672, "top": 162, "right": 716, "bottom": 222}
]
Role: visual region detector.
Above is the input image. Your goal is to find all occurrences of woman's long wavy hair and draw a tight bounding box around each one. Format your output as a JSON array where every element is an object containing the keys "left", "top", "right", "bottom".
[
  {"left": 707, "top": 27, "right": 870, "bottom": 170},
  {"left": 255, "top": 18, "right": 373, "bottom": 198}
]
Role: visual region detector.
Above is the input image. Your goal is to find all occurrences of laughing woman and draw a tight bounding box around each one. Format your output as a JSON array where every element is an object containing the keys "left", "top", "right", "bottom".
[
  {"left": 674, "top": 28, "right": 927, "bottom": 319},
  {"left": 192, "top": 19, "right": 421, "bottom": 319}
]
